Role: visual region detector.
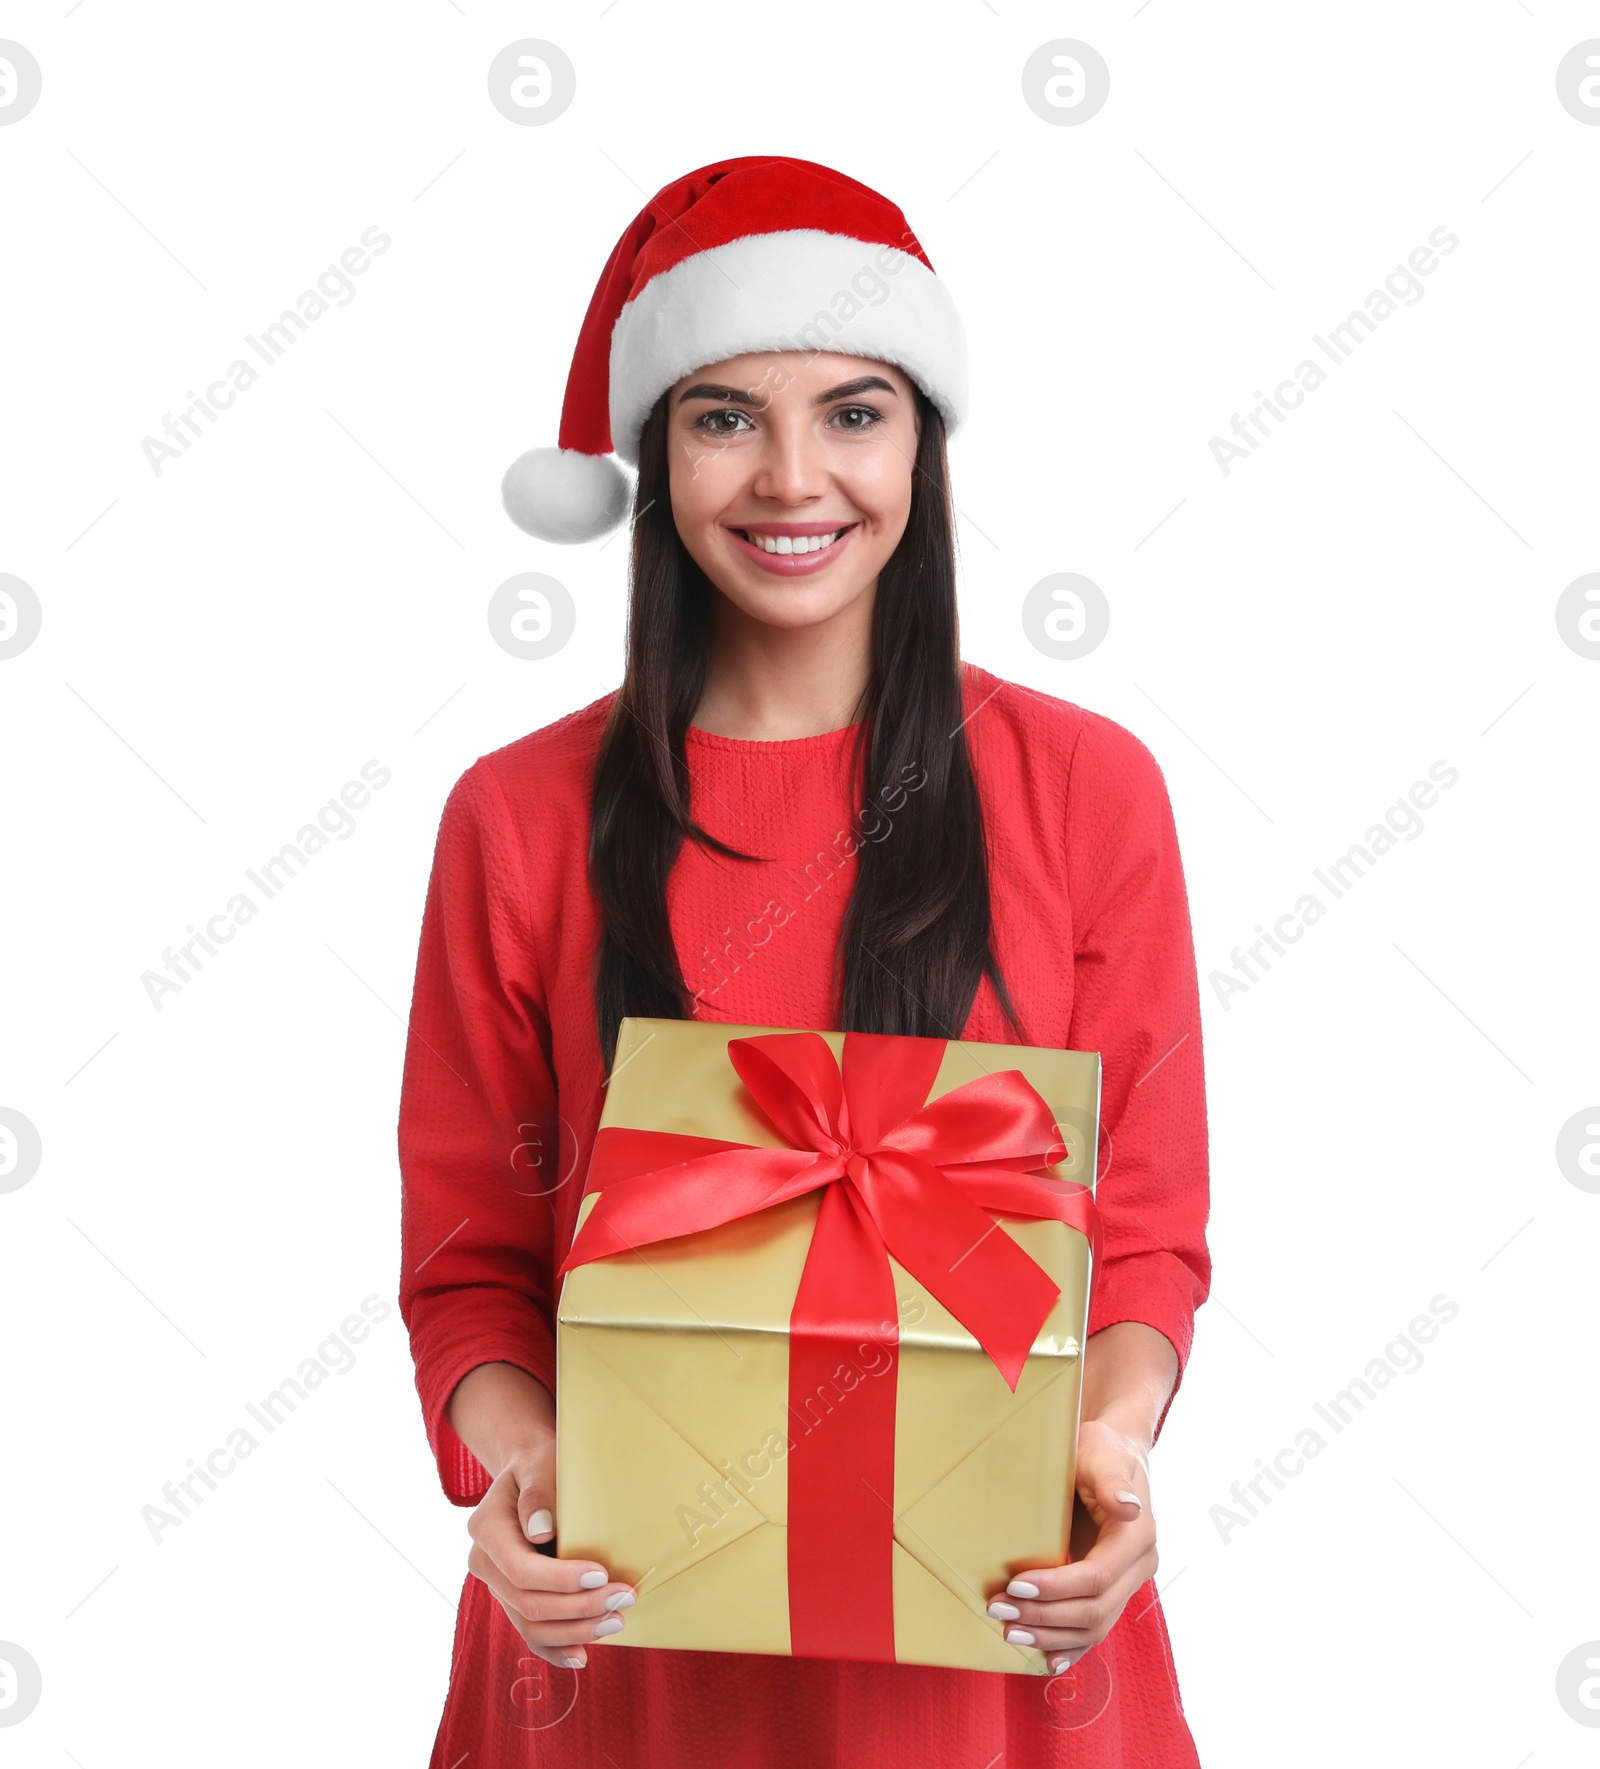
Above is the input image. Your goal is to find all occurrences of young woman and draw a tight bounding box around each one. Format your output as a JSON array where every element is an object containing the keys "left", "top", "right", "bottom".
[{"left": 398, "top": 156, "right": 1211, "bottom": 1766}]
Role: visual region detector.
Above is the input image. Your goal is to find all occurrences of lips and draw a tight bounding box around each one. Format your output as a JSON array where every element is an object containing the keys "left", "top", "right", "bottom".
[{"left": 726, "top": 522, "right": 859, "bottom": 575}]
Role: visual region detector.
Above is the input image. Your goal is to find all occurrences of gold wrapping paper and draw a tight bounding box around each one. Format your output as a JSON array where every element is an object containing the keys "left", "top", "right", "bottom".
[{"left": 554, "top": 1016, "right": 1101, "bottom": 1675}]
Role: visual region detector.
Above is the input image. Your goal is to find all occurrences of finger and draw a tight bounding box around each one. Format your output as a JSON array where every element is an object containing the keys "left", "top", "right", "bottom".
[
  {"left": 467, "top": 1563, "right": 630, "bottom": 1627},
  {"left": 467, "top": 1549, "right": 637, "bottom": 1641},
  {"left": 1076, "top": 1455, "right": 1148, "bottom": 1528},
  {"left": 1005, "top": 1616, "right": 1114, "bottom": 1652},
  {"left": 469, "top": 1500, "right": 611, "bottom": 1596},
  {"left": 508, "top": 1468, "right": 559, "bottom": 1549},
  {"left": 1000, "top": 1513, "right": 1155, "bottom": 1608},
  {"left": 515, "top": 1637, "right": 592, "bottom": 1672},
  {"left": 993, "top": 1556, "right": 1157, "bottom": 1652},
  {"left": 503, "top": 1606, "right": 629, "bottom": 1649},
  {"left": 517, "top": 1633, "right": 595, "bottom": 1672},
  {"left": 506, "top": 1488, "right": 622, "bottom": 1609},
  {"left": 467, "top": 1542, "right": 633, "bottom": 1620},
  {"left": 1095, "top": 1477, "right": 1145, "bottom": 1521}
]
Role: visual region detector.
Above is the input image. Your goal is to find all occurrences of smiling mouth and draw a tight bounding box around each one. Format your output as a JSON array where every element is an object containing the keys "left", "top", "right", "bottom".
[{"left": 728, "top": 524, "right": 858, "bottom": 556}]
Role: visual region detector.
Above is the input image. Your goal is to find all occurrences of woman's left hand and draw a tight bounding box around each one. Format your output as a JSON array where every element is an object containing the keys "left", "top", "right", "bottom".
[{"left": 986, "top": 1416, "right": 1159, "bottom": 1674}]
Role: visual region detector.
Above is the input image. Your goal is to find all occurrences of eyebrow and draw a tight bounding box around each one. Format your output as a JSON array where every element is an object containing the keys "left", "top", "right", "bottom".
[{"left": 675, "top": 374, "right": 900, "bottom": 408}]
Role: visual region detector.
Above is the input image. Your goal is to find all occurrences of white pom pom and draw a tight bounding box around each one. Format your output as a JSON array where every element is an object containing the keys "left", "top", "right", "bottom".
[{"left": 501, "top": 447, "right": 631, "bottom": 544}]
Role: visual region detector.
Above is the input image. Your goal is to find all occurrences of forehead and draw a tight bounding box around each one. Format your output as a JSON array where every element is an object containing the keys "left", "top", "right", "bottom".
[{"left": 668, "top": 351, "right": 915, "bottom": 401}]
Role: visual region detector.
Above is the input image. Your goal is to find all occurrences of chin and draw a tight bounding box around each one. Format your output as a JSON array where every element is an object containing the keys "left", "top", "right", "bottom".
[{"left": 736, "top": 581, "right": 866, "bottom": 627}]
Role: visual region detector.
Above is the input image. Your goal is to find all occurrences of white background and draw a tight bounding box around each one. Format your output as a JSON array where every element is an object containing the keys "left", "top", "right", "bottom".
[{"left": 2, "top": 2, "right": 1597, "bottom": 1763}]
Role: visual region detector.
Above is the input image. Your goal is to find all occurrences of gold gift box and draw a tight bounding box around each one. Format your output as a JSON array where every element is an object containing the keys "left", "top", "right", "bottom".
[{"left": 554, "top": 1016, "right": 1100, "bottom": 1675}]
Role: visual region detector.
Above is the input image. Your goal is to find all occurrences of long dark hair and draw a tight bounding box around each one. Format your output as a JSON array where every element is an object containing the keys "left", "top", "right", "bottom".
[{"left": 587, "top": 381, "right": 1026, "bottom": 1071}]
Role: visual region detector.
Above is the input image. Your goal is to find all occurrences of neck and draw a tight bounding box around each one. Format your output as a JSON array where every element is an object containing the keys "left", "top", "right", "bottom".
[{"left": 691, "top": 584, "right": 874, "bottom": 740}]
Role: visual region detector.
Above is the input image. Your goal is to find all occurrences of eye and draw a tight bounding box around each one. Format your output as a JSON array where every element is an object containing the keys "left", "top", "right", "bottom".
[
  {"left": 830, "top": 404, "right": 885, "bottom": 432},
  {"left": 692, "top": 407, "right": 754, "bottom": 435}
]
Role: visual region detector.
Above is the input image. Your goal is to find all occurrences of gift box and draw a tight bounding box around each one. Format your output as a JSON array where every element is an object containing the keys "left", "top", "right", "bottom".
[{"left": 553, "top": 1016, "right": 1101, "bottom": 1675}]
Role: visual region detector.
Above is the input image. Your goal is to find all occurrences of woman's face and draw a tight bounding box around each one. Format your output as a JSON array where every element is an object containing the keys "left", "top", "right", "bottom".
[{"left": 666, "top": 350, "right": 920, "bottom": 631}]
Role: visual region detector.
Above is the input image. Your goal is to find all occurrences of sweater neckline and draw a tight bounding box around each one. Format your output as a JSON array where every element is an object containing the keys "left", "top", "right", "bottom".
[{"left": 684, "top": 718, "right": 865, "bottom": 755}]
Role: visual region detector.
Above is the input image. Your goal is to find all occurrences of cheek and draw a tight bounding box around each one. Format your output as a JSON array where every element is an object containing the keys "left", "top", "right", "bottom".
[
  {"left": 669, "top": 438, "right": 744, "bottom": 527},
  {"left": 849, "top": 435, "right": 917, "bottom": 527},
  {"left": 842, "top": 474, "right": 920, "bottom": 548}
]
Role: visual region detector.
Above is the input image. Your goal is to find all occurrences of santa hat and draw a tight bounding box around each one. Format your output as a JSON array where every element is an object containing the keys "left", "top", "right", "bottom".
[{"left": 501, "top": 155, "right": 968, "bottom": 544}]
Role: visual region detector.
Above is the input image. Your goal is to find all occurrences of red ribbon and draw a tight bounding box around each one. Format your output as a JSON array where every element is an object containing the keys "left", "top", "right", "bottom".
[{"left": 557, "top": 1029, "right": 1101, "bottom": 1662}]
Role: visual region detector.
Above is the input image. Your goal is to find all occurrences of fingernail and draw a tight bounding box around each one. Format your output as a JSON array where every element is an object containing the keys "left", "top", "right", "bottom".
[
  {"left": 987, "top": 1600, "right": 1021, "bottom": 1620},
  {"left": 527, "top": 1507, "right": 554, "bottom": 1537},
  {"left": 1115, "top": 1490, "right": 1142, "bottom": 1508},
  {"left": 559, "top": 1652, "right": 585, "bottom": 1669},
  {"left": 578, "top": 1569, "right": 609, "bottom": 1588},
  {"left": 1050, "top": 1651, "right": 1081, "bottom": 1673},
  {"left": 1006, "top": 1579, "right": 1041, "bottom": 1599},
  {"left": 603, "top": 1589, "right": 636, "bottom": 1611},
  {"left": 1004, "top": 1626, "right": 1036, "bottom": 1646},
  {"left": 593, "top": 1614, "right": 625, "bottom": 1637}
]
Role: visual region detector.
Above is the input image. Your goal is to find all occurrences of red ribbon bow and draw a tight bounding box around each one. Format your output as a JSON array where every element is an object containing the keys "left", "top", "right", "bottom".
[{"left": 558, "top": 1028, "right": 1101, "bottom": 1661}]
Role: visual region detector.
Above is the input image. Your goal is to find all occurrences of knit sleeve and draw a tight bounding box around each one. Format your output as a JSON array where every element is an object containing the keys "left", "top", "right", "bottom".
[
  {"left": 397, "top": 758, "right": 562, "bottom": 1506},
  {"left": 1064, "top": 710, "right": 1212, "bottom": 1444}
]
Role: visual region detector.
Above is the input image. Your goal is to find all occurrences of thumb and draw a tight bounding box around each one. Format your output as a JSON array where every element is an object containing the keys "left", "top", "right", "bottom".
[
  {"left": 1106, "top": 1479, "right": 1144, "bottom": 1518},
  {"left": 509, "top": 1450, "right": 558, "bottom": 1546},
  {"left": 1076, "top": 1436, "right": 1145, "bottom": 1523}
]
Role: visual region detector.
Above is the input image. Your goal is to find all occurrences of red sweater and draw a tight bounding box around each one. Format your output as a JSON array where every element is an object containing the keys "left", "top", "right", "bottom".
[{"left": 397, "top": 659, "right": 1211, "bottom": 1767}]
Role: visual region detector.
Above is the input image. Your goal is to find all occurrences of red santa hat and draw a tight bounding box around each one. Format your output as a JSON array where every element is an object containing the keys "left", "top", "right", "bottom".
[{"left": 501, "top": 155, "right": 969, "bottom": 543}]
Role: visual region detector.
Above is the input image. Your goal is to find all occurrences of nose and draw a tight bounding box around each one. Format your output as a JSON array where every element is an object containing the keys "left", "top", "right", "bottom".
[{"left": 748, "top": 415, "right": 828, "bottom": 508}]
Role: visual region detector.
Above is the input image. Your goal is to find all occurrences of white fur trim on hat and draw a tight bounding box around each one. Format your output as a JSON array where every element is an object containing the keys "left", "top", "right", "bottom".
[
  {"left": 501, "top": 446, "right": 632, "bottom": 543},
  {"left": 606, "top": 229, "right": 968, "bottom": 467}
]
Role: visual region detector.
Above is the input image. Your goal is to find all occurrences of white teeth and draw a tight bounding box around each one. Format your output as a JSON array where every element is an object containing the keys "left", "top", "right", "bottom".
[{"left": 746, "top": 529, "right": 843, "bottom": 555}]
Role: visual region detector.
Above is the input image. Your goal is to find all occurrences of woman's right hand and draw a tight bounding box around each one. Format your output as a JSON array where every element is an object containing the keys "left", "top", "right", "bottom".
[{"left": 465, "top": 1436, "right": 637, "bottom": 1670}]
